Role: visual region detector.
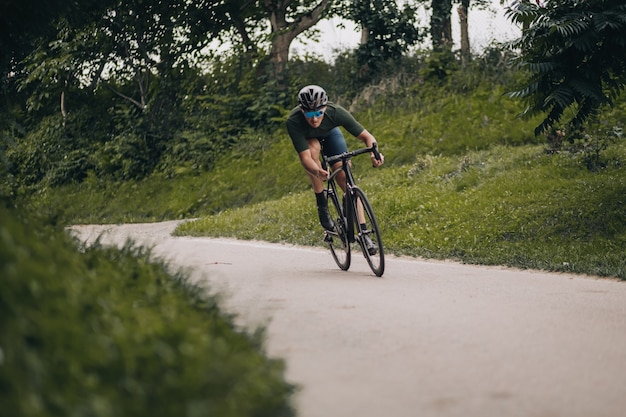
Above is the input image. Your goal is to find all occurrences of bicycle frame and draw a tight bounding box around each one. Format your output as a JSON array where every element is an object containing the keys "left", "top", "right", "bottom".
[
  {"left": 322, "top": 148, "right": 368, "bottom": 239},
  {"left": 321, "top": 144, "right": 385, "bottom": 277}
]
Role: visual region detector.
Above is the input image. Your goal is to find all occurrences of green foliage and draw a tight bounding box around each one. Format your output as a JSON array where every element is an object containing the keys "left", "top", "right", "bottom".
[
  {"left": 3, "top": 0, "right": 271, "bottom": 190},
  {"left": 6, "top": 53, "right": 283, "bottom": 189},
  {"left": 4, "top": 102, "right": 159, "bottom": 188},
  {"left": 96, "top": 132, "right": 155, "bottom": 180},
  {"left": 350, "top": 67, "right": 544, "bottom": 164},
  {"left": 0, "top": 0, "right": 110, "bottom": 77},
  {"left": 31, "top": 129, "right": 308, "bottom": 225},
  {"left": 189, "top": 52, "right": 285, "bottom": 133},
  {"left": 4, "top": 114, "right": 90, "bottom": 187},
  {"left": 348, "top": 0, "right": 425, "bottom": 81},
  {"left": 419, "top": 50, "right": 460, "bottom": 82},
  {"left": 545, "top": 111, "right": 624, "bottom": 171},
  {"left": 0, "top": 205, "right": 295, "bottom": 417},
  {"left": 506, "top": 0, "right": 626, "bottom": 135}
]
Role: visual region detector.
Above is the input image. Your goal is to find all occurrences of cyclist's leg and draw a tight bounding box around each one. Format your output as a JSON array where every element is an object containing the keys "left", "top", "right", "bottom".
[
  {"left": 305, "top": 138, "right": 335, "bottom": 231},
  {"left": 305, "top": 138, "right": 325, "bottom": 193},
  {"left": 321, "top": 127, "right": 349, "bottom": 192}
]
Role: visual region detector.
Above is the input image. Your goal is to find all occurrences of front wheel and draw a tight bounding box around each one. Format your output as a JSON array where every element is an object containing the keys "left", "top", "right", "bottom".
[
  {"left": 350, "top": 187, "right": 384, "bottom": 277},
  {"left": 326, "top": 188, "right": 350, "bottom": 271}
]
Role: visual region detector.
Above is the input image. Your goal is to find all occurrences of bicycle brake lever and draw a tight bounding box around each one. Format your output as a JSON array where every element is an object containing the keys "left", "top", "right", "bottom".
[{"left": 371, "top": 142, "right": 382, "bottom": 165}]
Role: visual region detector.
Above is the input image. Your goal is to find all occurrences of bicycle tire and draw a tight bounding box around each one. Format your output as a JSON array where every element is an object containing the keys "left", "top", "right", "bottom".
[
  {"left": 326, "top": 187, "right": 351, "bottom": 271},
  {"left": 350, "top": 187, "right": 385, "bottom": 277}
]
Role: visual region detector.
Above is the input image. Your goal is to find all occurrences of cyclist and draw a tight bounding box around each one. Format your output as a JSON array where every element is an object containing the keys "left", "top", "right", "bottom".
[{"left": 286, "top": 85, "right": 384, "bottom": 251}]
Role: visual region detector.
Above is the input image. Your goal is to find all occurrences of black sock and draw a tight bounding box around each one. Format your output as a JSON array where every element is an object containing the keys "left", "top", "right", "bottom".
[{"left": 315, "top": 191, "right": 326, "bottom": 208}]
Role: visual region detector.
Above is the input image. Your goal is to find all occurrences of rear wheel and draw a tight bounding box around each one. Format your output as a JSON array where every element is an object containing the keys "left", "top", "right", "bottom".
[
  {"left": 350, "top": 187, "right": 384, "bottom": 277},
  {"left": 325, "top": 188, "right": 350, "bottom": 271}
]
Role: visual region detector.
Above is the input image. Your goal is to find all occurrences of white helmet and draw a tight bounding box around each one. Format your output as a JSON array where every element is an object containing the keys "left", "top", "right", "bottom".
[{"left": 297, "top": 85, "right": 328, "bottom": 111}]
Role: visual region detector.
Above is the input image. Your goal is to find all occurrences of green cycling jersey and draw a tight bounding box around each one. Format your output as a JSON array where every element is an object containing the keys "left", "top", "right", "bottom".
[{"left": 286, "top": 103, "right": 365, "bottom": 153}]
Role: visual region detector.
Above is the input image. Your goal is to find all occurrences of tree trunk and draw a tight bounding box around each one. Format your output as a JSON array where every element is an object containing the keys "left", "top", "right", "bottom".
[
  {"left": 60, "top": 90, "right": 67, "bottom": 127},
  {"left": 359, "top": 23, "right": 370, "bottom": 79},
  {"left": 360, "top": 23, "right": 369, "bottom": 45},
  {"left": 431, "top": 0, "right": 452, "bottom": 52},
  {"left": 264, "top": 0, "right": 333, "bottom": 87},
  {"left": 269, "top": 30, "right": 296, "bottom": 87},
  {"left": 458, "top": 1, "right": 470, "bottom": 66}
]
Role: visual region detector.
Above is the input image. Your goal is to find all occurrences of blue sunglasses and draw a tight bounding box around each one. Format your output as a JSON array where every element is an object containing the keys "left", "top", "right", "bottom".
[{"left": 304, "top": 110, "right": 324, "bottom": 118}]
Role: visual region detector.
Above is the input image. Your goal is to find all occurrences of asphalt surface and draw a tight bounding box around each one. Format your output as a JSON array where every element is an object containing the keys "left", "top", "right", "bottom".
[{"left": 69, "top": 221, "right": 626, "bottom": 417}]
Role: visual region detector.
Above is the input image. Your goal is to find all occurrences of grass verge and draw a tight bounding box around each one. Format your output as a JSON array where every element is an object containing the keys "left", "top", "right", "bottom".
[{"left": 175, "top": 143, "right": 626, "bottom": 280}]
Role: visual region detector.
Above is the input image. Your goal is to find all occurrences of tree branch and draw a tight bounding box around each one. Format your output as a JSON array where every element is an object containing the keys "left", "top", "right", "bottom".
[{"left": 103, "top": 83, "right": 146, "bottom": 110}]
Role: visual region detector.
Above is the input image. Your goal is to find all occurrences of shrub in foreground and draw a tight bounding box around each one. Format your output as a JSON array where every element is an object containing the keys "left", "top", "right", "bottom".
[{"left": 0, "top": 207, "right": 295, "bottom": 417}]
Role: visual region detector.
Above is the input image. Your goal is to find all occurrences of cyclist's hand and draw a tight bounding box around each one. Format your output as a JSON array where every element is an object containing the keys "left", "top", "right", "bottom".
[
  {"left": 371, "top": 152, "right": 384, "bottom": 168},
  {"left": 316, "top": 168, "right": 330, "bottom": 180},
  {"left": 369, "top": 142, "right": 384, "bottom": 167}
]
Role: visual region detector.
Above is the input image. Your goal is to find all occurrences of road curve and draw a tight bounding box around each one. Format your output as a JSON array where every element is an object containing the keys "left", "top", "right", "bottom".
[{"left": 69, "top": 221, "right": 626, "bottom": 417}]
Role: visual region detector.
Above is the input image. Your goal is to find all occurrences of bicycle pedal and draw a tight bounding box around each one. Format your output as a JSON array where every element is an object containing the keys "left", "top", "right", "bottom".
[{"left": 324, "top": 234, "right": 333, "bottom": 243}]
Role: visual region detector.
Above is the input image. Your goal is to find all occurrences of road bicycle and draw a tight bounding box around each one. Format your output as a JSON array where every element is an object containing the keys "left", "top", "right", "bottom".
[{"left": 322, "top": 143, "right": 385, "bottom": 277}]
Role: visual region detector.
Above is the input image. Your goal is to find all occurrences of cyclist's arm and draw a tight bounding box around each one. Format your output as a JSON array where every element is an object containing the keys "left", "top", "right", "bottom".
[
  {"left": 356, "top": 129, "right": 377, "bottom": 148},
  {"left": 356, "top": 130, "right": 384, "bottom": 167},
  {"left": 299, "top": 149, "right": 329, "bottom": 180}
]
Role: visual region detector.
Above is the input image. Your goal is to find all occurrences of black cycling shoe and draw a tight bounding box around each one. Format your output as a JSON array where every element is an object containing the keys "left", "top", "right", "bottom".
[
  {"left": 318, "top": 207, "right": 336, "bottom": 231},
  {"left": 363, "top": 235, "right": 377, "bottom": 255}
]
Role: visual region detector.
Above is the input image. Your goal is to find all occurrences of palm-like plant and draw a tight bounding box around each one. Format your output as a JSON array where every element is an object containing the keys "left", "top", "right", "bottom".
[{"left": 506, "top": 0, "right": 626, "bottom": 135}]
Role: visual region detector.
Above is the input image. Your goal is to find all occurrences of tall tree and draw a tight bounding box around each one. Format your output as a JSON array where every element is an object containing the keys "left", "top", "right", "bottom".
[
  {"left": 12, "top": 0, "right": 248, "bottom": 180},
  {"left": 17, "top": 0, "right": 235, "bottom": 114},
  {"left": 348, "top": 0, "right": 424, "bottom": 79},
  {"left": 261, "top": 0, "right": 335, "bottom": 83},
  {"left": 507, "top": 0, "right": 626, "bottom": 135}
]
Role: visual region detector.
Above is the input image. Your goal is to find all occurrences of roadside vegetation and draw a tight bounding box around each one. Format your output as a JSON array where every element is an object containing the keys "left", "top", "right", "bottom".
[
  {"left": 0, "top": 206, "right": 295, "bottom": 417},
  {"left": 19, "top": 53, "right": 626, "bottom": 280},
  {"left": 172, "top": 79, "right": 626, "bottom": 279}
]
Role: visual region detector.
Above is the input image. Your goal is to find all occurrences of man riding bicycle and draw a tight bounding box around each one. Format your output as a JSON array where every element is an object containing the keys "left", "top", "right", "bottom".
[{"left": 286, "top": 85, "right": 384, "bottom": 251}]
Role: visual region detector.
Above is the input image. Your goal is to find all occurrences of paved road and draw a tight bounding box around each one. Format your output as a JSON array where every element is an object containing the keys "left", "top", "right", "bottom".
[{"left": 70, "top": 221, "right": 626, "bottom": 417}]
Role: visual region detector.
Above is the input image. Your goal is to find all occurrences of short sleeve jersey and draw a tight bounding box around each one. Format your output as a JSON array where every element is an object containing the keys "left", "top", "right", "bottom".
[{"left": 286, "top": 103, "right": 365, "bottom": 153}]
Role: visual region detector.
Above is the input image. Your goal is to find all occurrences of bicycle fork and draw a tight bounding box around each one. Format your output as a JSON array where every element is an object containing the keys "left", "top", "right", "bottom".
[
  {"left": 344, "top": 185, "right": 368, "bottom": 243},
  {"left": 324, "top": 187, "right": 345, "bottom": 242}
]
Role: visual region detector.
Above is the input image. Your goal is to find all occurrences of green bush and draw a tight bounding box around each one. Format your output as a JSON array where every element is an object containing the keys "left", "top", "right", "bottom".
[{"left": 0, "top": 206, "right": 295, "bottom": 417}]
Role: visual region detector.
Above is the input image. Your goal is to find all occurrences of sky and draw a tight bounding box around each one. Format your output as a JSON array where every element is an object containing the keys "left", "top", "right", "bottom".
[{"left": 290, "top": 0, "right": 521, "bottom": 61}]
